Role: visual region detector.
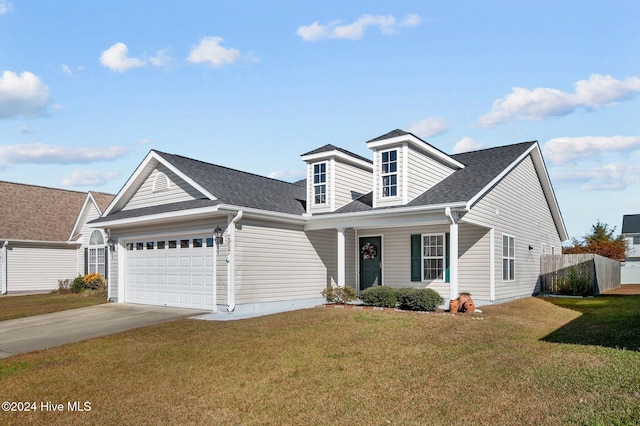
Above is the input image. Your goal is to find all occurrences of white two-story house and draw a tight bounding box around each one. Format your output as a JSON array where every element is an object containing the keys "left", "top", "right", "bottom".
[{"left": 621, "top": 214, "right": 640, "bottom": 284}]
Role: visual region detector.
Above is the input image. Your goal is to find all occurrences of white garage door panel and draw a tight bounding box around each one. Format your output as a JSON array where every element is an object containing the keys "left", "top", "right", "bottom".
[{"left": 124, "top": 236, "right": 214, "bottom": 310}]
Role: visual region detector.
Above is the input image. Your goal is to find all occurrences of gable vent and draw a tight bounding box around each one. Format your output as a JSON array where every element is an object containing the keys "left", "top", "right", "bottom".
[{"left": 152, "top": 172, "right": 171, "bottom": 193}]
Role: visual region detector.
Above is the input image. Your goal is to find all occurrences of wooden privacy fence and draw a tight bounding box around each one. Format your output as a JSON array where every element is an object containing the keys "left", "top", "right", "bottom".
[{"left": 539, "top": 254, "right": 621, "bottom": 296}]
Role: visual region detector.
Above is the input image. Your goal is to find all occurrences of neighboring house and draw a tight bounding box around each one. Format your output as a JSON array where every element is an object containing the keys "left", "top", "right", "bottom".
[
  {"left": 92, "top": 129, "right": 568, "bottom": 313},
  {"left": 0, "top": 181, "right": 114, "bottom": 294},
  {"left": 621, "top": 214, "right": 640, "bottom": 284}
]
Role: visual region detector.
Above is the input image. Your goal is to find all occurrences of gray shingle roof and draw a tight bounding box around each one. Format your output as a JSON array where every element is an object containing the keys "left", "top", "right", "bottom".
[
  {"left": 335, "top": 141, "right": 535, "bottom": 213},
  {"left": 366, "top": 129, "right": 412, "bottom": 143},
  {"left": 622, "top": 214, "right": 640, "bottom": 234},
  {"left": 301, "top": 144, "right": 372, "bottom": 164}
]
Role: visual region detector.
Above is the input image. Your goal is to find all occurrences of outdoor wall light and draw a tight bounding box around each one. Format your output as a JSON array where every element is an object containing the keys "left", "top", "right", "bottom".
[
  {"left": 214, "top": 226, "right": 224, "bottom": 246},
  {"left": 528, "top": 245, "right": 534, "bottom": 251}
]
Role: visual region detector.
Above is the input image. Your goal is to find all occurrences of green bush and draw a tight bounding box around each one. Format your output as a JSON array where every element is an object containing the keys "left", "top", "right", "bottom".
[
  {"left": 397, "top": 288, "right": 444, "bottom": 311},
  {"left": 71, "top": 275, "right": 86, "bottom": 293},
  {"left": 359, "top": 286, "right": 397, "bottom": 308},
  {"left": 57, "top": 278, "right": 72, "bottom": 294},
  {"left": 321, "top": 286, "right": 357, "bottom": 304},
  {"left": 552, "top": 266, "right": 592, "bottom": 296}
]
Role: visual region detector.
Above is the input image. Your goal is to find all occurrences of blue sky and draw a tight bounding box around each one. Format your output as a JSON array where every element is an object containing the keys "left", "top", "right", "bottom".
[{"left": 1, "top": 0, "right": 639, "bottom": 240}]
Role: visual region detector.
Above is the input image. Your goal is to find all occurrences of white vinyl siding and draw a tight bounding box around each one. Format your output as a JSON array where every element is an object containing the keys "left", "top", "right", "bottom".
[
  {"left": 333, "top": 161, "right": 372, "bottom": 210},
  {"left": 457, "top": 224, "right": 491, "bottom": 300},
  {"left": 406, "top": 146, "right": 456, "bottom": 201},
  {"left": 4, "top": 244, "right": 77, "bottom": 293},
  {"left": 123, "top": 165, "right": 205, "bottom": 211},
  {"left": 463, "top": 155, "right": 563, "bottom": 302},
  {"left": 75, "top": 200, "right": 103, "bottom": 275},
  {"left": 235, "top": 220, "right": 337, "bottom": 304}
]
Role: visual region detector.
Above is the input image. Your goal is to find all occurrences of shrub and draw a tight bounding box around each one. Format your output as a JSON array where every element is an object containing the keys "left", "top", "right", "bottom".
[
  {"left": 83, "top": 273, "right": 107, "bottom": 291},
  {"left": 57, "top": 278, "right": 72, "bottom": 294},
  {"left": 552, "top": 266, "right": 591, "bottom": 296},
  {"left": 359, "top": 286, "right": 397, "bottom": 308},
  {"left": 321, "top": 286, "right": 357, "bottom": 304},
  {"left": 71, "top": 275, "right": 86, "bottom": 293},
  {"left": 397, "top": 288, "right": 444, "bottom": 311}
]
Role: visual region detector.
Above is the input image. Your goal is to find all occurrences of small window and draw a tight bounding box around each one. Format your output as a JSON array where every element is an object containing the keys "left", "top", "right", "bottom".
[
  {"left": 206, "top": 238, "right": 214, "bottom": 247},
  {"left": 146, "top": 242, "right": 155, "bottom": 250},
  {"left": 126, "top": 243, "right": 134, "bottom": 251},
  {"left": 381, "top": 150, "right": 397, "bottom": 197},
  {"left": 168, "top": 240, "right": 177, "bottom": 249},
  {"left": 502, "top": 234, "right": 515, "bottom": 281},
  {"left": 136, "top": 242, "right": 144, "bottom": 251},
  {"left": 634, "top": 236, "right": 640, "bottom": 245},
  {"left": 180, "top": 239, "right": 190, "bottom": 248},
  {"left": 313, "top": 163, "right": 327, "bottom": 204},
  {"left": 157, "top": 241, "right": 166, "bottom": 250},
  {"left": 193, "top": 238, "right": 203, "bottom": 248}
]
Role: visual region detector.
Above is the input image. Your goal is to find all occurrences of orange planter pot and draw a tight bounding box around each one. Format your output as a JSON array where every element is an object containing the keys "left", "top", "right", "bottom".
[
  {"left": 463, "top": 300, "right": 475, "bottom": 314},
  {"left": 449, "top": 299, "right": 459, "bottom": 313}
]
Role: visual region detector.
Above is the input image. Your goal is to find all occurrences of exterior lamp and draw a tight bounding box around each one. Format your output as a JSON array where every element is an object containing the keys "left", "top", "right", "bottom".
[{"left": 214, "top": 226, "right": 224, "bottom": 246}]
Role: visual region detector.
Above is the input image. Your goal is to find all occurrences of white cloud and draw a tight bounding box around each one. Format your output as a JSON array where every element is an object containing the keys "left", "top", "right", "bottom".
[
  {"left": 19, "top": 126, "right": 33, "bottom": 134},
  {"left": 297, "top": 13, "right": 421, "bottom": 41},
  {"left": 477, "top": 74, "right": 640, "bottom": 127},
  {"left": 100, "top": 43, "right": 146, "bottom": 72},
  {"left": 453, "top": 137, "right": 484, "bottom": 154},
  {"left": 0, "top": 143, "right": 128, "bottom": 165},
  {"left": 267, "top": 169, "right": 306, "bottom": 182},
  {"left": 188, "top": 37, "right": 249, "bottom": 67},
  {"left": 149, "top": 48, "right": 173, "bottom": 68},
  {"left": 553, "top": 163, "right": 640, "bottom": 191},
  {"left": 138, "top": 138, "right": 152, "bottom": 145},
  {"left": 61, "top": 169, "right": 120, "bottom": 187},
  {"left": 0, "top": 71, "right": 51, "bottom": 119},
  {"left": 543, "top": 136, "right": 640, "bottom": 164},
  {"left": 408, "top": 117, "right": 449, "bottom": 138},
  {"left": 0, "top": 1, "right": 12, "bottom": 15}
]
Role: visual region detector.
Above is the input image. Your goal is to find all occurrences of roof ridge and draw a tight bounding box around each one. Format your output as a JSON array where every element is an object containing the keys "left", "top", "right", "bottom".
[
  {"left": 153, "top": 150, "right": 304, "bottom": 187},
  {"left": 451, "top": 140, "right": 537, "bottom": 157},
  {"left": 0, "top": 180, "right": 92, "bottom": 195}
]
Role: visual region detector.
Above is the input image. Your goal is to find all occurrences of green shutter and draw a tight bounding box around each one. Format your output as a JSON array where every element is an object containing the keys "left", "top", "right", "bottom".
[
  {"left": 410, "top": 234, "right": 421, "bottom": 282},
  {"left": 445, "top": 233, "right": 450, "bottom": 283}
]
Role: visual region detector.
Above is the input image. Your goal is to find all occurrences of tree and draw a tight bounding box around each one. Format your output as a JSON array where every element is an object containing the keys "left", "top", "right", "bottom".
[{"left": 563, "top": 220, "right": 627, "bottom": 261}]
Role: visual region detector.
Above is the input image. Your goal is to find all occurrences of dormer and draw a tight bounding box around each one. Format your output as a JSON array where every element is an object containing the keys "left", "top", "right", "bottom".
[
  {"left": 366, "top": 130, "right": 465, "bottom": 208},
  {"left": 301, "top": 144, "right": 373, "bottom": 214}
]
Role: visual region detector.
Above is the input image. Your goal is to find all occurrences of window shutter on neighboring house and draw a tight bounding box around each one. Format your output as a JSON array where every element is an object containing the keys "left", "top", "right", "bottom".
[
  {"left": 104, "top": 248, "right": 108, "bottom": 279},
  {"left": 84, "top": 248, "right": 88, "bottom": 275},
  {"left": 410, "top": 234, "right": 421, "bottom": 282}
]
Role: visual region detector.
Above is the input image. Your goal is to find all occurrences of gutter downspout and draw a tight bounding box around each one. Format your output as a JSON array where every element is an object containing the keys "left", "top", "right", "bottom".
[
  {"left": 227, "top": 210, "right": 243, "bottom": 312},
  {"left": 445, "top": 208, "right": 459, "bottom": 301},
  {"left": 1, "top": 241, "right": 8, "bottom": 295}
]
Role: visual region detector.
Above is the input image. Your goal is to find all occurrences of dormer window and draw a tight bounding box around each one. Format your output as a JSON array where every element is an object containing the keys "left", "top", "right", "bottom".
[
  {"left": 313, "top": 163, "right": 327, "bottom": 204},
  {"left": 381, "top": 150, "right": 397, "bottom": 197}
]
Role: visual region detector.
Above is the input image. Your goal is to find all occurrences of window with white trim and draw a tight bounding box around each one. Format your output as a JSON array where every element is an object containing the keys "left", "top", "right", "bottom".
[
  {"left": 313, "top": 163, "right": 326, "bottom": 204},
  {"left": 88, "top": 230, "right": 106, "bottom": 276},
  {"left": 633, "top": 236, "right": 640, "bottom": 245},
  {"left": 423, "top": 234, "right": 445, "bottom": 280},
  {"left": 381, "top": 150, "right": 397, "bottom": 197},
  {"left": 502, "top": 234, "right": 515, "bottom": 281}
]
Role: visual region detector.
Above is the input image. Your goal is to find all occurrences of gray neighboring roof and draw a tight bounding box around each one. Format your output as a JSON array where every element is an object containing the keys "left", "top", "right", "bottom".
[
  {"left": 622, "top": 214, "right": 640, "bottom": 234},
  {"left": 335, "top": 141, "right": 536, "bottom": 213},
  {"left": 301, "top": 144, "right": 372, "bottom": 164}
]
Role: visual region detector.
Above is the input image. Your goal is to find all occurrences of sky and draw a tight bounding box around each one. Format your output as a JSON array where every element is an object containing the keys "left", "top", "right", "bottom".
[{"left": 1, "top": 0, "right": 639, "bottom": 241}]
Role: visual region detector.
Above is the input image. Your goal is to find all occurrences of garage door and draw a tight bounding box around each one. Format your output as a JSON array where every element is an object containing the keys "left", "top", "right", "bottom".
[{"left": 124, "top": 236, "right": 215, "bottom": 309}]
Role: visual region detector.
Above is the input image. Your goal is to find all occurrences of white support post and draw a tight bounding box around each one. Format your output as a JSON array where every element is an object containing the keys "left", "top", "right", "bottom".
[
  {"left": 490, "top": 228, "right": 495, "bottom": 302},
  {"left": 445, "top": 207, "right": 459, "bottom": 301},
  {"left": 337, "top": 227, "right": 346, "bottom": 287}
]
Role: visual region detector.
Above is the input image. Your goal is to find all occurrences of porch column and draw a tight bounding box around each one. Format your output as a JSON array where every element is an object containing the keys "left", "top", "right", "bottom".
[
  {"left": 337, "top": 227, "right": 345, "bottom": 287},
  {"left": 445, "top": 208, "right": 459, "bottom": 300}
]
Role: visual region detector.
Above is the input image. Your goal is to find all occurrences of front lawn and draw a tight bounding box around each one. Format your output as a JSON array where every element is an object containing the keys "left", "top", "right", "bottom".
[
  {"left": 0, "top": 296, "right": 638, "bottom": 425},
  {"left": 0, "top": 293, "right": 107, "bottom": 321}
]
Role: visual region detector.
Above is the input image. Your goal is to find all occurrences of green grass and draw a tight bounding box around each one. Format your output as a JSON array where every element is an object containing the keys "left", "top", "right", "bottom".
[
  {"left": 542, "top": 295, "right": 640, "bottom": 351},
  {"left": 0, "top": 296, "right": 638, "bottom": 425},
  {"left": 0, "top": 292, "right": 107, "bottom": 321}
]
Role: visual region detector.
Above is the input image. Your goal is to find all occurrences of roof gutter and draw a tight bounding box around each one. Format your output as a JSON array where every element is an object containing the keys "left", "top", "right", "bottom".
[
  {"left": 1, "top": 240, "right": 8, "bottom": 295},
  {"left": 226, "top": 210, "right": 243, "bottom": 312}
]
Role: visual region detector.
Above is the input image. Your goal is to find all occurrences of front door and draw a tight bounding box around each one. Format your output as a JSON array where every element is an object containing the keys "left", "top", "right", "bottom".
[{"left": 359, "top": 236, "right": 382, "bottom": 291}]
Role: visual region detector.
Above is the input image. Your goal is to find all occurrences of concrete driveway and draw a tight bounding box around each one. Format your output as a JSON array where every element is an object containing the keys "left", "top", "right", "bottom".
[{"left": 0, "top": 303, "right": 207, "bottom": 359}]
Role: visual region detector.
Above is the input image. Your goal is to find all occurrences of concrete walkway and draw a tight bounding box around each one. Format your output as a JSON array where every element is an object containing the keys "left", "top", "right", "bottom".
[{"left": 0, "top": 303, "right": 206, "bottom": 359}]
